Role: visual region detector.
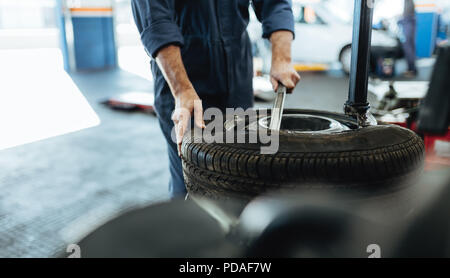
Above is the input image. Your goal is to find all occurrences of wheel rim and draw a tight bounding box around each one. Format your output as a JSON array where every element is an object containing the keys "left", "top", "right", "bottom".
[
  {"left": 341, "top": 47, "right": 352, "bottom": 74},
  {"left": 257, "top": 114, "right": 350, "bottom": 134}
]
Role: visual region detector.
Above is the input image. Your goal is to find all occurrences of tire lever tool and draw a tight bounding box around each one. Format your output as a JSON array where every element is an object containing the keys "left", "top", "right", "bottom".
[{"left": 269, "top": 83, "right": 287, "bottom": 131}]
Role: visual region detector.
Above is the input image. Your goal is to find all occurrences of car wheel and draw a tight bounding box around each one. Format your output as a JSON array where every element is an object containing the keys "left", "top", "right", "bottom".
[
  {"left": 339, "top": 45, "right": 352, "bottom": 75},
  {"left": 181, "top": 109, "right": 424, "bottom": 200}
]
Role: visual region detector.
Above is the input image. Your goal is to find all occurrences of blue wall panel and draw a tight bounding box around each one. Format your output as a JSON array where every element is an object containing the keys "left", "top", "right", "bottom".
[
  {"left": 416, "top": 12, "right": 438, "bottom": 58},
  {"left": 72, "top": 17, "right": 116, "bottom": 70}
]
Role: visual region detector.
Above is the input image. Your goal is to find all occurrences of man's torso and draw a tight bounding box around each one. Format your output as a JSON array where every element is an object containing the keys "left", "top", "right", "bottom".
[{"left": 152, "top": 0, "right": 255, "bottom": 121}]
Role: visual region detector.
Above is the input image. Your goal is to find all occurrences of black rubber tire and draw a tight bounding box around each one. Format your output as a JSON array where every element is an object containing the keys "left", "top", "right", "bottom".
[{"left": 181, "top": 109, "right": 424, "bottom": 200}]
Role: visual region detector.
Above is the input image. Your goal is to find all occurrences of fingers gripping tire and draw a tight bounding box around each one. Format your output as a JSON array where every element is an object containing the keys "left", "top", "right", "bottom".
[{"left": 181, "top": 109, "right": 424, "bottom": 200}]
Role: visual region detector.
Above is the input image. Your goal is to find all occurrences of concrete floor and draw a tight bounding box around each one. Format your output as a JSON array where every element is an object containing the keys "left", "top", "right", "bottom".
[
  {"left": 0, "top": 62, "right": 433, "bottom": 257},
  {"left": 0, "top": 70, "right": 169, "bottom": 257}
]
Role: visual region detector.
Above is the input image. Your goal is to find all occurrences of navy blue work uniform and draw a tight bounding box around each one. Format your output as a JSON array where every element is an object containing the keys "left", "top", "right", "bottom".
[
  {"left": 131, "top": 0, "right": 295, "bottom": 198},
  {"left": 399, "top": 0, "right": 417, "bottom": 73}
]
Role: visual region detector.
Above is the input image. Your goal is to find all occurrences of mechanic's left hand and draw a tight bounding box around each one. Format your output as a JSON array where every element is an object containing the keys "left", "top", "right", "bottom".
[{"left": 270, "top": 60, "right": 301, "bottom": 93}]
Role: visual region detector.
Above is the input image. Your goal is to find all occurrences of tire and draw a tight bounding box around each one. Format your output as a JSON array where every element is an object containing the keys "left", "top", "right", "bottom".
[
  {"left": 181, "top": 109, "right": 424, "bottom": 200},
  {"left": 339, "top": 45, "right": 352, "bottom": 75}
]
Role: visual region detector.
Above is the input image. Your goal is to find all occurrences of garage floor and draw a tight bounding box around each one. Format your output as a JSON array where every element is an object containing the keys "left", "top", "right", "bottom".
[
  {"left": 0, "top": 62, "right": 433, "bottom": 257},
  {"left": 0, "top": 70, "right": 170, "bottom": 257}
]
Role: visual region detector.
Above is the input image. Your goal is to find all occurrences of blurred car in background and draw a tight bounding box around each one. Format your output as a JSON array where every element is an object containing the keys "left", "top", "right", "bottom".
[{"left": 249, "top": 0, "right": 401, "bottom": 75}]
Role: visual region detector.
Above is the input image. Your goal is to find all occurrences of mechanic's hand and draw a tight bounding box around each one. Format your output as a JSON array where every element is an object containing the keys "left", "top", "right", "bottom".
[
  {"left": 172, "top": 88, "right": 205, "bottom": 157},
  {"left": 269, "top": 30, "right": 301, "bottom": 93},
  {"left": 270, "top": 60, "right": 301, "bottom": 93}
]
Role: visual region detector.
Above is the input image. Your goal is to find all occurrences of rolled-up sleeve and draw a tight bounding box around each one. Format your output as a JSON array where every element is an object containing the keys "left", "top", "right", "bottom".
[
  {"left": 131, "top": 0, "right": 184, "bottom": 58},
  {"left": 252, "top": 0, "right": 295, "bottom": 39}
]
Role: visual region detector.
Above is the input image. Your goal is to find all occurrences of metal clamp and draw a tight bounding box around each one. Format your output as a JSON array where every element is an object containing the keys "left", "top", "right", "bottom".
[{"left": 344, "top": 102, "right": 377, "bottom": 127}]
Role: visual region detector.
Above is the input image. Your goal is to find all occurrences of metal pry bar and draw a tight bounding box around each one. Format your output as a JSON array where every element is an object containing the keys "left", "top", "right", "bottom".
[{"left": 269, "top": 84, "right": 287, "bottom": 131}]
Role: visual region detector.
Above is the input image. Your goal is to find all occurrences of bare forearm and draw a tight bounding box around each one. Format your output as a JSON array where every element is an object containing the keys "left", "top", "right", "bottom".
[
  {"left": 155, "top": 45, "right": 193, "bottom": 98},
  {"left": 268, "top": 31, "right": 300, "bottom": 92},
  {"left": 155, "top": 44, "right": 204, "bottom": 155},
  {"left": 270, "top": 30, "right": 293, "bottom": 64}
]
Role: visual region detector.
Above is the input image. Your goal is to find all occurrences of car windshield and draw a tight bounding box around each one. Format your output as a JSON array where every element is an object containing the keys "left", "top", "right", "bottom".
[
  {"left": 292, "top": 1, "right": 352, "bottom": 25},
  {"left": 319, "top": 2, "right": 353, "bottom": 24},
  {"left": 304, "top": 0, "right": 406, "bottom": 25}
]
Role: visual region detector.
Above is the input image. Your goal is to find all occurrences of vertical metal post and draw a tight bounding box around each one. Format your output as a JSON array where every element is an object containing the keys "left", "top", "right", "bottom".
[
  {"left": 344, "top": 0, "right": 375, "bottom": 126},
  {"left": 55, "top": 0, "right": 70, "bottom": 71}
]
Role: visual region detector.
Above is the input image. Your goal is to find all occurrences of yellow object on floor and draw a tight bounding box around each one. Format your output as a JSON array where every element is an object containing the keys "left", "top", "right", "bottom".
[{"left": 293, "top": 63, "right": 329, "bottom": 72}]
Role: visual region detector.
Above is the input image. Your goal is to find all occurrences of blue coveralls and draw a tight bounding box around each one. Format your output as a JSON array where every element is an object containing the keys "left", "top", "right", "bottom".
[{"left": 131, "top": 0, "right": 295, "bottom": 198}]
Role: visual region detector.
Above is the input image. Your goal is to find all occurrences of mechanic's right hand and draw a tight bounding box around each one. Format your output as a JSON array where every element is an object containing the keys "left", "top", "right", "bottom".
[{"left": 172, "top": 88, "right": 205, "bottom": 157}]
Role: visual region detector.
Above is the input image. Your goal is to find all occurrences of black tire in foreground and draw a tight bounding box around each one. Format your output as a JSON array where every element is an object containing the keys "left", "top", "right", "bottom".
[{"left": 181, "top": 109, "right": 424, "bottom": 200}]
